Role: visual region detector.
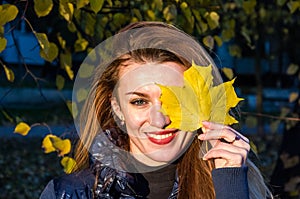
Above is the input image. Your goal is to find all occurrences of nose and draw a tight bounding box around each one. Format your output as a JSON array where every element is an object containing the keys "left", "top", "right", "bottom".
[{"left": 149, "top": 104, "right": 171, "bottom": 128}]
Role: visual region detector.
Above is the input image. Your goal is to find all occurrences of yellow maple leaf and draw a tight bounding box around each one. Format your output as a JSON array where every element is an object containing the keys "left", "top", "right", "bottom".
[
  {"left": 42, "top": 134, "right": 71, "bottom": 156},
  {"left": 61, "top": 156, "right": 77, "bottom": 174},
  {"left": 158, "top": 63, "right": 243, "bottom": 131},
  {"left": 14, "top": 122, "right": 31, "bottom": 136}
]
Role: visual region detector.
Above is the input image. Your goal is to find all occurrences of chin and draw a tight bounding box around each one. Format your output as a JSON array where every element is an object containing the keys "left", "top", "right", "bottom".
[{"left": 146, "top": 149, "right": 181, "bottom": 163}]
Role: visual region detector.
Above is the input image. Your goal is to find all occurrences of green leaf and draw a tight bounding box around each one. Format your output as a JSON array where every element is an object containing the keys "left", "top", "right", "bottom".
[
  {"left": 221, "top": 29, "right": 234, "bottom": 42},
  {"left": 60, "top": 52, "right": 73, "bottom": 80},
  {"left": 245, "top": 116, "right": 257, "bottom": 128},
  {"left": 180, "top": 2, "right": 193, "bottom": 25},
  {"left": 76, "top": 0, "right": 89, "bottom": 9},
  {"left": 74, "top": 38, "right": 88, "bottom": 52},
  {"left": 67, "top": 22, "right": 77, "bottom": 32},
  {"left": 229, "top": 44, "right": 241, "bottom": 57},
  {"left": 90, "top": 0, "right": 104, "bottom": 14},
  {"left": 203, "top": 35, "right": 214, "bottom": 50},
  {"left": 287, "top": 63, "right": 299, "bottom": 75},
  {"left": 243, "top": 0, "right": 257, "bottom": 15},
  {"left": 59, "top": 0, "right": 74, "bottom": 22},
  {"left": 40, "top": 42, "right": 58, "bottom": 62},
  {"left": 270, "top": 120, "right": 280, "bottom": 133},
  {"left": 163, "top": 4, "right": 177, "bottom": 22},
  {"left": 152, "top": 0, "right": 163, "bottom": 11},
  {"left": 34, "top": 0, "right": 53, "bottom": 17},
  {"left": 56, "top": 75, "right": 65, "bottom": 90},
  {"left": 83, "top": 12, "right": 96, "bottom": 36},
  {"left": 2, "top": 64, "right": 15, "bottom": 82},
  {"left": 277, "top": 0, "right": 287, "bottom": 6},
  {"left": 0, "top": 37, "right": 7, "bottom": 53},
  {"left": 133, "top": 9, "right": 143, "bottom": 21},
  {"left": 0, "top": 4, "right": 19, "bottom": 26}
]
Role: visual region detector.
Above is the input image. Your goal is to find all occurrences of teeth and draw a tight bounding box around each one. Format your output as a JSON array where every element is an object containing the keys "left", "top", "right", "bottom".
[{"left": 148, "top": 133, "right": 173, "bottom": 139}]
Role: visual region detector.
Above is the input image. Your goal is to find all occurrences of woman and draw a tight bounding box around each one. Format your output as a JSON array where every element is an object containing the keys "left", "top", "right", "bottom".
[{"left": 40, "top": 22, "right": 273, "bottom": 199}]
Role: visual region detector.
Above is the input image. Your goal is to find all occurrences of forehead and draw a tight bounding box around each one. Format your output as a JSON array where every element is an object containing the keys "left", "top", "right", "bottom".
[{"left": 118, "top": 62, "right": 185, "bottom": 89}]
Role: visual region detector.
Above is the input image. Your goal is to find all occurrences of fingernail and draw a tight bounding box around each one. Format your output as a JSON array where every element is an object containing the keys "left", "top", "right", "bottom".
[
  {"left": 198, "top": 134, "right": 205, "bottom": 140},
  {"left": 202, "top": 121, "right": 210, "bottom": 127}
]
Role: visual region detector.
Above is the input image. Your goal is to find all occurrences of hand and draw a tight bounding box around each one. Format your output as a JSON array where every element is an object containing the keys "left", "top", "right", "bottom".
[{"left": 198, "top": 121, "right": 250, "bottom": 169}]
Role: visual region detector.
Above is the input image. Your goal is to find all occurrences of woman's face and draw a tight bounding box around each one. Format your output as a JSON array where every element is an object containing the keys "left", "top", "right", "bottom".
[{"left": 111, "top": 61, "right": 196, "bottom": 166}]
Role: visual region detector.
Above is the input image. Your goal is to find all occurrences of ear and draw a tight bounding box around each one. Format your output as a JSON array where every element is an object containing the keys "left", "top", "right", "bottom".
[{"left": 111, "top": 97, "right": 124, "bottom": 121}]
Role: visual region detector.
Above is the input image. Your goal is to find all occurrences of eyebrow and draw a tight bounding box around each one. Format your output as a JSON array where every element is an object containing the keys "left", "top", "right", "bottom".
[{"left": 125, "top": 91, "right": 149, "bottom": 98}]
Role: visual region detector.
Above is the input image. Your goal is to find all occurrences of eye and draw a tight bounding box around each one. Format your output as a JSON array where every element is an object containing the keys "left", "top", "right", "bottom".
[{"left": 130, "top": 98, "right": 148, "bottom": 106}]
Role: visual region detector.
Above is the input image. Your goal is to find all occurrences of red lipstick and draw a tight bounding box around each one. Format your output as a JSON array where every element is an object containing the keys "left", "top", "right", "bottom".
[{"left": 146, "top": 130, "right": 177, "bottom": 145}]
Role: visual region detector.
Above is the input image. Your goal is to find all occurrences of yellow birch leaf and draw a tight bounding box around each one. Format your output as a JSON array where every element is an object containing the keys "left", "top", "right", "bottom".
[
  {"left": 34, "top": 0, "right": 53, "bottom": 17},
  {"left": 289, "top": 92, "right": 299, "bottom": 103},
  {"left": 222, "top": 67, "right": 234, "bottom": 80},
  {"left": 42, "top": 134, "right": 57, "bottom": 153},
  {"left": 214, "top": 35, "right": 223, "bottom": 47},
  {"left": 56, "top": 75, "right": 65, "bottom": 90},
  {"left": 57, "top": 34, "right": 66, "bottom": 49},
  {"left": 158, "top": 63, "right": 243, "bottom": 132},
  {"left": 78, "top": 63, "right": 95, "bottom": 78},
  {"left": 206, "top": 11, "right": 219, "bottom": 30},
  {"left": 287, "top": 63, "right": 299, "bottom": 75},
  {"left": 65, "top": 65, "right": 74, "bottom": 80},
  {"left": 74, "top": 38, "right": 88, "bottom": 52},
  {"left": 51, "top": 137, "right": 71, "bottom": 156},
  {"left": 40, "top": 42, "right": 58, "bottom": 62},
  {"left": 59, "top": 0, "right": 74, "bottom": 22},
  {"left": 280, "top": 153, "right": 300, "bottom": 169},
  {"left": 34, "top": 32, "right": 50, "bottom": 50},
  {"left": 0, "top": 4, "right": 19, "bottom": 26},
  {"left": 66, "top": 100, "right": 78, "bottom": 118},
  {"left": 147, "top": 10, "right": 156, "bottom": 21},
  {"left": 0, "top": 37, "right": 7, "bottom": 53},
  {"left": 14, "top": 122, "right": 31, "bottom": 136},
  {"left": 203, "top": 35, "right": 214, "bottom": 50},
  {"left": 3, "top": 64, "right": 15, "bottom": 82},
  {"left": 42, "top": 134, "right": 71, "bottom": 156},
  {"left": 76, "top": 88, "right": 88, "bottom": 103},
  {"left": 163, "top": 4, "right": 177, "bottom": 21},
  {"left": 61, "top": 156, "right": 77, "bottom": 174}
]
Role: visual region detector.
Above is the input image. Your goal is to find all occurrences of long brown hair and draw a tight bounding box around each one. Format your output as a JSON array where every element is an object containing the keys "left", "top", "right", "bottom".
[{"left": 74, "top": 21, "right": 272, "bottom": 199}]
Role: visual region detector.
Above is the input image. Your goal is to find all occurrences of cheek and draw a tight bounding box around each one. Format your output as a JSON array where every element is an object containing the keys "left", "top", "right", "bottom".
[{"left": 123, "top": 108, "right": 149, "bottom": 129}]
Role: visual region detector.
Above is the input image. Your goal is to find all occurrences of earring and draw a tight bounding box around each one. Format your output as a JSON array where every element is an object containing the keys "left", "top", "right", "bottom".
[{"left": 120, "top": 116, "right": 125, "bottom": 126}]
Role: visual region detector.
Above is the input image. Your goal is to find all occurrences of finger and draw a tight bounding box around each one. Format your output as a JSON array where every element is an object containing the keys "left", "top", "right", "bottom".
[
  {"left": 206, "top": 141, "right": 249, "bottom": 161},
  {"left": 201, "top": 121, "right": 249, "bottom": 144},
  {"left": 202, "top": 148, "right": 246, "bottom": 167}
]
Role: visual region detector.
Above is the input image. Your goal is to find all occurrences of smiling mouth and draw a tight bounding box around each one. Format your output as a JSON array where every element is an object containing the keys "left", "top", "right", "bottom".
[{"left": 146, "top": 130, "right": 178, "bottom": 145}]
